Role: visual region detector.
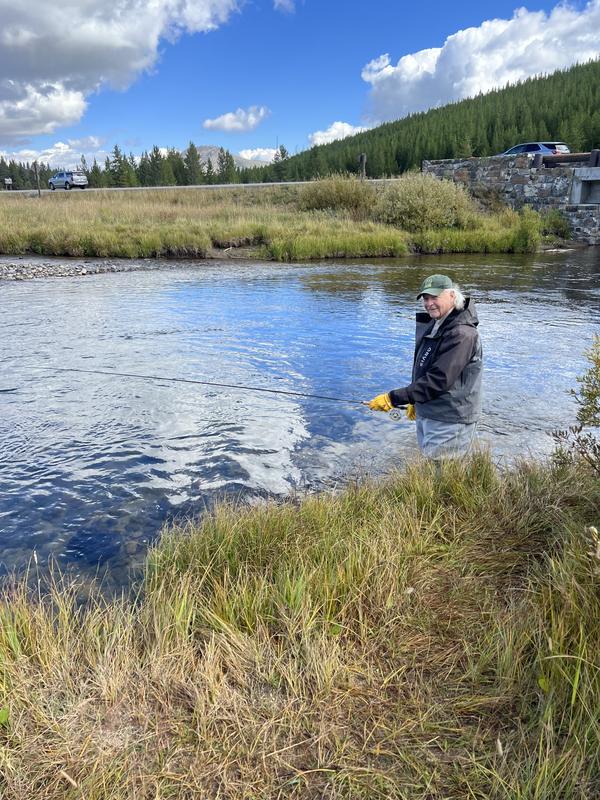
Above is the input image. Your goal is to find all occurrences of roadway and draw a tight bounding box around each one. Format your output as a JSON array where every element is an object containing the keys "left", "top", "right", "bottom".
[{"left": 1, "top": 178, "right": 399, "bottom": 197}]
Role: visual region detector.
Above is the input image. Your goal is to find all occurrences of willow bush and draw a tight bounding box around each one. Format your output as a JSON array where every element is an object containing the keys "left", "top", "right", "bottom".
[{"left": 374, "top": 172, "right": 480, "bottom": 232}]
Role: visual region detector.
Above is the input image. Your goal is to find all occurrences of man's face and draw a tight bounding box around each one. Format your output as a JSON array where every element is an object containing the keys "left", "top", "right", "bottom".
[{"left": 422, "top": 289, "right": 455, "bottom": 319}]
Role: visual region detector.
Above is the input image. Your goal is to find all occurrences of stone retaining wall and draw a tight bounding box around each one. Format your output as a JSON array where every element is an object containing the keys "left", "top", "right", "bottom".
[
  {"left": 561, "top": 205, "right": 600, "bottom": 246},
  {"left": 422, "top": 155, "right": 600, "bottom": 245},
  {"left": 422, "top": 154, "right": 574, "bottom": 211}
]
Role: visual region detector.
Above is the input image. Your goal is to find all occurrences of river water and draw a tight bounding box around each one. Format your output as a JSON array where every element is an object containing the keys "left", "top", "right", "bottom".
[{"left": 1, "top": 250, "right": 599, "bottom": 589}]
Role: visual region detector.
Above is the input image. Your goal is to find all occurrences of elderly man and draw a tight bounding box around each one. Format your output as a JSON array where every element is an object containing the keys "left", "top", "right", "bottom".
[{"left": 367, "top": 274, "right": 482, "bottom": 459}]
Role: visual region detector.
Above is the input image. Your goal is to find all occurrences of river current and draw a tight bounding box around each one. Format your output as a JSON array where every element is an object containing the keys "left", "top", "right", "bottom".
[{"left": 1, "top": 250, "right": 599, "bottom": 589}]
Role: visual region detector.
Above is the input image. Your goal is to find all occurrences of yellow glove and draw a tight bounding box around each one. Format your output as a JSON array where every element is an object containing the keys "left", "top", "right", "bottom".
[
  {"left": 406, "top": 404, "right": 416, "bottom": 421},
  {"left": 367, "top": 392, "right": 393, "bottom": 412}
]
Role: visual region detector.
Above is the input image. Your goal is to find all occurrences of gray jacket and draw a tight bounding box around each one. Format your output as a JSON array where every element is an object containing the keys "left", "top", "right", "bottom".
[{"left": 389, "top": 298, "right": 482, "bottom": 423}]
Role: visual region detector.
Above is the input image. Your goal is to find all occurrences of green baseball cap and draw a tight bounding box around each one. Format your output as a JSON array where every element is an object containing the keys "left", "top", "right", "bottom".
[{"left": 417, "top": 274, "right": 453, "bottom": 299}]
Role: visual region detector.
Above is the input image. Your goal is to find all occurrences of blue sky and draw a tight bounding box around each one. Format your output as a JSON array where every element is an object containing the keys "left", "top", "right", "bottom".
[{"left": 1, "top": 0, "right": 598, "bottom": 167}]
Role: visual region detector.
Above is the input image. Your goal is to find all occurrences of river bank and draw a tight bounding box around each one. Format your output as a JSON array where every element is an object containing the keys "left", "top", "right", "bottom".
[
  {"left": 0, "top": 179, "right": 566, "bottom": 264},
  {"left": 0, "top": 246, "right": 266, "bottom": 281},
  {"left": 0, "top": 240, "right": 581, "bottom": 282},
  {"left": 1, "top": 452, "right": 598, "bottom": 799}
]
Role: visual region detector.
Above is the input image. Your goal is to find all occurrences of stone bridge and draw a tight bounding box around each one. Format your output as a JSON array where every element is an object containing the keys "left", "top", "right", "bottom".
[{"left": 422, "top": 153, "right": 600, "bottom": 245}]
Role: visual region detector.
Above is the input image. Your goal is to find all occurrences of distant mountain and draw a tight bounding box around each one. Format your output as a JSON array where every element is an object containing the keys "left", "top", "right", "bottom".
[{"left": 194, "top": 145, "right": 270, "bottom": 169}]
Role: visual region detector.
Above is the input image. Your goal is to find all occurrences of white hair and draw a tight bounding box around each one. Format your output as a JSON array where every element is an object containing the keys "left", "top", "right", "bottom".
[{"left": 447, "top": 285, "right": 465, "bottom": 309}]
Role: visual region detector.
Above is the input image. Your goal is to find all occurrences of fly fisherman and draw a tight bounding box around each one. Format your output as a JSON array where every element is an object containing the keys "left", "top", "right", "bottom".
[{"left": 366, "top": 274, "right": 482, "bottom": 460}]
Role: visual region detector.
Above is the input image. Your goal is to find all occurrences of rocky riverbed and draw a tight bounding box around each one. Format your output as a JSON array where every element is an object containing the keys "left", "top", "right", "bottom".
[
  {"left": 0, "top": 248, "right": 263, "bottom": 281},
  {"left": 0, "top": 256, "right": 184, "bottom": 281}
]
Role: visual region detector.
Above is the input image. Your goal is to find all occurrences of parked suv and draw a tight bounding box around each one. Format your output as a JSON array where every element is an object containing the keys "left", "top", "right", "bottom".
[
  {"left": 501, "top": 142, "right": 570, "bottom": 156},
  {"left": 48, "top": 170, "right": 88, "bottom": 190}
]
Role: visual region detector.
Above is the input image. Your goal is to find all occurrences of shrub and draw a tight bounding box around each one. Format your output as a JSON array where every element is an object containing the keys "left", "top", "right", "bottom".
[
  {"left": 553, "top": 335, "right": 600, "bottom": 475},
  {"left": 510, "top": 206, "right": 542, "bottom": 253},
  {"left": 298, "top": 174, "right": 376, "bottom": 217},
  {"left": 373, "top": 172, "right": 478, "bottom": 232},
  {"left": 540, "top": 208, "right": 572, "bottom": 239}
]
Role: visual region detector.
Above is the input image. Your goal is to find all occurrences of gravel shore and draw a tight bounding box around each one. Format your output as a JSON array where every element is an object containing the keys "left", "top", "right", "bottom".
[
  {"left": 0, "top": 248, "right": 263, "bottom": 281},
  {"left": 0, "top": 256, "right": 178, "bottom": 281}
]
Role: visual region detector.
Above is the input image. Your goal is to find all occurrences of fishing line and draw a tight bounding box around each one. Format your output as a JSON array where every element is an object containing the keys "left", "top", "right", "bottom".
[{"left": 43, "top": 366, "right": 368, "bottom": 407}]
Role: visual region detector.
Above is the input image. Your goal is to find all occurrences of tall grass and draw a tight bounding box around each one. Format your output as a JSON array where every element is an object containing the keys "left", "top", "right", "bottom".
[
  {"left": 298, "top": 173, "right": 376, "bottom": 218},
  {"left": 0, "top": 182, "right": 545, "bottom": 261},
  {"left": 0, "top": 452, "right": 598, "bottom": 798}
]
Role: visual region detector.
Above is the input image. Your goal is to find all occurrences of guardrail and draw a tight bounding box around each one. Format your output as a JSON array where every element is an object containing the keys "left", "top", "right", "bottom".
[{"left": 534, "top": 150, "right": 600, "bottom": 168}]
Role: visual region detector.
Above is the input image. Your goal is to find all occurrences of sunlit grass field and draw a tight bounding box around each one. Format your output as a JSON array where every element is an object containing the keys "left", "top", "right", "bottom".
[
  {"left": 0, "top": 180, "right": 544, "bottom": 260},
  {"left": 1, "top": 452, "right": 598, "bottom": 799}
]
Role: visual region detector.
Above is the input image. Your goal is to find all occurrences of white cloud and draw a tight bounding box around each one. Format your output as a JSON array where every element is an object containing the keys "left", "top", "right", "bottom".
[
  {"left": 274, "top": 0, "right": 295, "bottom": 12},
  {"left": 362, "top": 0, "right": 600, "bottom": 122},
  {"left": 239, "top": 147, "right": 277, "bottom": 162},
  {"left": 1, "top": 136, "right": 113, "bottom": 167},
  {"left": 0, "top": 83, "right": 87, "bottom": 141},
  {"left": 0, "top": 0, "right": 242, "bottom": 144},
  {"left": 308, "top": 121, "right": 368, "bottom": 146},
  {"left": 203, "top": 105, "right": 271, "bottom": 132}
]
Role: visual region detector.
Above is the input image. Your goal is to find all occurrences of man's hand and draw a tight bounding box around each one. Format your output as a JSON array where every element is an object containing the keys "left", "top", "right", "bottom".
[{"left": 366, "top": 392, "right": 393, "bottom": 412}]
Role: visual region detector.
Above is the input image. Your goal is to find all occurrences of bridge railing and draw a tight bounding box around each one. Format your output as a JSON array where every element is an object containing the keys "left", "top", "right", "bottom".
[{"left": 534, "top": 150, "right": 600, "bottom": 168}]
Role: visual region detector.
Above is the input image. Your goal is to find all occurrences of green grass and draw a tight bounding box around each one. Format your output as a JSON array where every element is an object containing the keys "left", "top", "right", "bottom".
[
  {"left": 0, "top": 452, "right": 598, "bottom": 798},
  {"left": 0, "top": 182, "right": 545, "bottom": 260}
]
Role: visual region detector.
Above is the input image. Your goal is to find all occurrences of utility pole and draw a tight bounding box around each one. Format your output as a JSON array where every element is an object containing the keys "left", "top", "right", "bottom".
[
  {"left": 358, "top": 153, "right": 367, "bottom": 180},
  {"left": 33, "top": 161, "right": 41, "bottom": 197}
]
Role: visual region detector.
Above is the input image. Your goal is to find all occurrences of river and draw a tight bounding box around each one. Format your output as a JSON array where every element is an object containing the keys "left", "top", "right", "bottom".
[{"left": 1, "top": 249, "right": 599, "bottom": 590}]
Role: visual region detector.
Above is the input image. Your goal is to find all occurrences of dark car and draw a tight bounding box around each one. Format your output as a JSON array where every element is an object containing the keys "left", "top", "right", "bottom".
[
  {"left": 501, "top": 142, "right": 570, "bottom": 156},
  {"left": 48, "top": 170, "right": 88, "bottom": 190}
]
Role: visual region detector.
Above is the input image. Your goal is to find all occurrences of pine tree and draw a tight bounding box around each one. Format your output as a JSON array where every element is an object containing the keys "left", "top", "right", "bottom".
[
  {"left": 158, "top": 159, "right": 176, "bottom": 186},
  {"left": 137, "top": 152, "right": 151, "bottom": 186},
  {"left": 107, "top": 145, "right": 137, "bottom": 187},
  {"left": 148, "top": 146, "right": 164, "bottom": 186},
  {"left": 272, "top": 145, "right": 289, "bottom": 181},
  {"left": 104, "top": 157, "right": 113, "bottom": 187},
  {"left": 205, "top": 159, "right": 215, "bottom": 185},
  {"left": 89, "top": 159, "right": 103, "bottom": 188},
  {"left": 184, "top": 142, "right": 203, "bottom": 185},
  {"left": 457, "top": 135, "right": 474, "bottom": 158},
  {"left": 167, "top": 148, "right": 186, "bottom": 185},
  {"left": 216, "top": 147, "right": 238, "bottom": 183}
]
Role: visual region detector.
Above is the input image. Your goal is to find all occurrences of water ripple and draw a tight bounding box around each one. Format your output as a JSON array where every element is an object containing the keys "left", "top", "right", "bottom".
[{"left": 1, "top": 250, "right": 599, "bottom": 588}]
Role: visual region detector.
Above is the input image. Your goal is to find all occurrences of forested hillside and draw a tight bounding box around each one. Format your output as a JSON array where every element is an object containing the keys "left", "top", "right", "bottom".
[
  {"left": 1, "top": 60, "right": 599, "bottom": 189},
  {"left": 245, "top": 58, "right": 600, "bottom": 182}
]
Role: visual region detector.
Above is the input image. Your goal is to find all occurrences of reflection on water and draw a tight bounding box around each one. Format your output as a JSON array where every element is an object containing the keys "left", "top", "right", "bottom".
[{"left": 1, "top": 249, "right": 599, "bottom": 589}]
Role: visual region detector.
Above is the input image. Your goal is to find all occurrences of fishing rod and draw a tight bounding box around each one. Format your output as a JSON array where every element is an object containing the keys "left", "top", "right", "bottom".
[
  {"left": 47, "top": 366, "right": 410, "bottom": 418},
  {"left": 45, "top": 366, "right": 367, "bottom": 406},
  {"left": 12, "top": 367, "right": 409, "bottom": 419}
]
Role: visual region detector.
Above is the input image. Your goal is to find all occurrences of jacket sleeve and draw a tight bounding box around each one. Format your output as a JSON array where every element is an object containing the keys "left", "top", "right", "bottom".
[{"left": 389, "top": 326, "right": 478, "bottom": 407}]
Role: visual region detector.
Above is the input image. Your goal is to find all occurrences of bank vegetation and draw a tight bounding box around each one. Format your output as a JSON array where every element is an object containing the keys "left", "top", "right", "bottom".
[
  {"left": 0, "top": 174, "right": 558, "bottom": 262},
  {"left": 0, "top": 340, "right": 599, "bottom": 799}
]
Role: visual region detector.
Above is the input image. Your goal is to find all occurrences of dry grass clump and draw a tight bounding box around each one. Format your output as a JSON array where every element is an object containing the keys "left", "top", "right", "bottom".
[
  {"left": 0, "top": 452, "right": 598, "bottom": 798},
  {"left": 297, "top": 174, "right": 377, "bottom": 218},
  {"left": 374, "top": 172, "right": 479, "bottom": 232}
]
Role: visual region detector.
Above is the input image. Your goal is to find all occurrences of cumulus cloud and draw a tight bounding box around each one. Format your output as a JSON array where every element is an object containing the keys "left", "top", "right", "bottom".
[
  {"left": 0, "top": 0, "right": 242, "bottom": 144},
  {"left": 1, "top": 135, "right": 110, "bottom": 167},
  {"left": 308, "top": 121, "right": 369, "bottom": 146},
  {"left": 239, "top": 147, "right": 277, "bottom": 162},
  {"left": 203, "top": 105, "right": 271, "bottom": 132},
  {"left": 362, "top": 0, "right": 600, "bottom": 122},
  {"left": 0, "top": 83, "right": 87, "bottom": 142}
]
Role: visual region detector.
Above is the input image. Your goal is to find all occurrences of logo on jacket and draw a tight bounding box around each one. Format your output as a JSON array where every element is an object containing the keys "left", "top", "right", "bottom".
[{"left": 419, "top": 345, "right": 432, "bottom": 367}]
